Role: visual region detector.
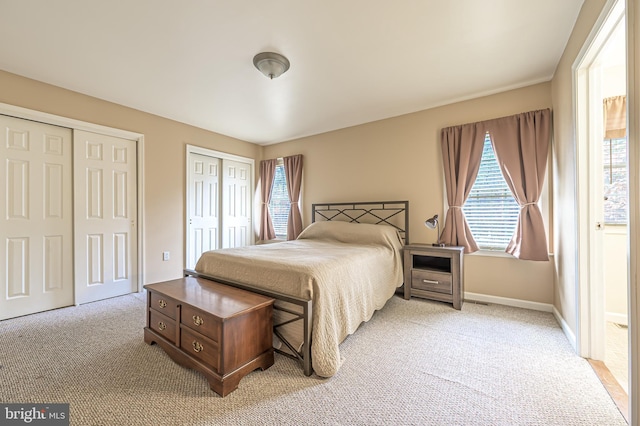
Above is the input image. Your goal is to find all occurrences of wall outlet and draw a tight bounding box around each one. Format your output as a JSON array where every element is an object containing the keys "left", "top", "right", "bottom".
[{"left": 162, "top": 251, "right": 170, "bottom": 261}]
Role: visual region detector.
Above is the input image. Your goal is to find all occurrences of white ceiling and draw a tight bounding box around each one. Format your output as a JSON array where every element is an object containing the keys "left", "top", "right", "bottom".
[{"left": 0, "top": 1, "right": 584, "bottom": 145}]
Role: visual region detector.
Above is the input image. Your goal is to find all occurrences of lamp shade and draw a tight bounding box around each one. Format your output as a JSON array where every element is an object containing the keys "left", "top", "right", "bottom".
[
  {"left": 253, "top": 52, "right": 290, "bottom": 79},
  {"left": 424, "top": 214, "right": 438, "bottom": 229}
]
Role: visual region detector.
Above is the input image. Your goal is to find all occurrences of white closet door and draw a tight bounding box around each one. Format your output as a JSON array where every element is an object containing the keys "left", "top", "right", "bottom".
[
  {"left": 74, "top": 130, "right": 137, "bottom": 304},
  {"left": 0, "top": 115, "right": 73, "bottom": 320},
  {"left": 186, "top": 153, "right": 220, "bottom": 269},
  {"left": 222, "top": 159, "right": 252, "bottom": 248}
]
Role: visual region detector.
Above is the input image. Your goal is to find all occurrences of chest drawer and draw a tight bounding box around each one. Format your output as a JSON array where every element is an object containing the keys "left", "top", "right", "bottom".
[
  {"left": 181, "top": 326, "right": 220, "bottom": 371},
  {"left": 149, "top": 309, "right": 177, "bottom": 344},
  {"left": 150, "top": 292, "right": 178, "bottom": 320},
  {"left": 412, "top": 269, "right": 452, "bottom": 295},
  {"left": 181, "top": 304, "right": 221, "bottom": 342}
]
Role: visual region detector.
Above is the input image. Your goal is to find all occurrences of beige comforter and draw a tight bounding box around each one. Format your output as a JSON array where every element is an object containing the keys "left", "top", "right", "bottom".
[{"left": 194, "top": 221, "right": 404, "bottom": 377}]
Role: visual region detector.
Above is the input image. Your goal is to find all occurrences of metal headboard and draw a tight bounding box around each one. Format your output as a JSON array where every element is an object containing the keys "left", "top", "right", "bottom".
[{"left": 311, "top": 200, "right": 409, "bottom": 244}]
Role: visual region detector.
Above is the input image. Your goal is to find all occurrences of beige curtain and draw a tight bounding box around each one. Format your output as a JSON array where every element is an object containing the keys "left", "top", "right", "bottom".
[
  {"left": 439, "top": 123, "right": 486, "bottom": 253},
  {"left": 487, "top": 109, "right": 551, "bottom": 261},
  {"left": 283, "top": 154, "right": 303, "bottom": 240},
  {"left": 604, "top": 95, "right": 626, "bottom": 139},
  {"left": 259, "top": 159, "right": 277, "bottom": 240}
]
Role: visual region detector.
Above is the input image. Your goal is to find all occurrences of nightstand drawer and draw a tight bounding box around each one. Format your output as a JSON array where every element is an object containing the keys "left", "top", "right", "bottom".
[{"left": 411, "top": 269, "right": 452, "bottom": 294}]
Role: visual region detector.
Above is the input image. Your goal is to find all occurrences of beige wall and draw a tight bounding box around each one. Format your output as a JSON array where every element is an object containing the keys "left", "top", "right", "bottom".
[
  {"left": 264, "top": 83, "right": 554, "bottom": 304},
  {"left": 551, "top": 0, "right": 608, "bottom": 333},
  {"left": 0, "top": 70, "right": 262, "bottom": 285}
]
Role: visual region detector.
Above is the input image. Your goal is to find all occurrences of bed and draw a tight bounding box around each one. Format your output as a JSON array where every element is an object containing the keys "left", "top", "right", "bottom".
[{"left": 185, "top": 201, "right": 409, "bottom": 378}]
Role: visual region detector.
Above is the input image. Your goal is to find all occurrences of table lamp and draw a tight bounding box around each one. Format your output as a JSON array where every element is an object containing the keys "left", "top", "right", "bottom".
[{"left": 424, "top": 214, "right": 445, "bottom": 247}]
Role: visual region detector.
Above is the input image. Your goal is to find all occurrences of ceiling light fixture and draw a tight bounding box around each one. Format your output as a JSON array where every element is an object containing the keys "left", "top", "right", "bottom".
[{"left": 253, "top": 52, "right": 290, "bottom": 79}]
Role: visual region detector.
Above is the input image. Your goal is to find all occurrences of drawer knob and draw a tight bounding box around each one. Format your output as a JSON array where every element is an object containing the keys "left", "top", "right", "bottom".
[
  {"left": 422, "top": 279, "right": 440, "bottom": 285},
  {"left": 158, "top": 321, "right": 166, "bottom": 331},
  {"left": 192, "top": 340, "right": 204, "bottom": 353},
  {"left": 158, "top": 299, "right": 167, "bottom": 308},
  {"left": 192, "top": 315, "right": 204, "bottom": 326}
]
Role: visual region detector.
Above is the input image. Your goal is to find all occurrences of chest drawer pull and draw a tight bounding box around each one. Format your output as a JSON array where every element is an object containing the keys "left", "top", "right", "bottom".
[
  {"left": 192, "top": 315, "right": 204, "bottom": 326},
  {"left": 422, "top": 279, "right": 440, "bottom": 285},
  {"left": 158, "top": 321, "right": 166, "bottom": 331},
  {"left": 158, "top": 299, "right": 167, "bottom": 308},
  {"left": 192, "top": 340, "right": 204, "bottom": 353}
]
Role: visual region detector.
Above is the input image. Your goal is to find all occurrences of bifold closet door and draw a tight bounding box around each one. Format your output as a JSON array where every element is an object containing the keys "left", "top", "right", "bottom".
[
  {"left": 74, "top": 130, "right": 137, "bottom": 304},
  {"left": 0, "top": 115, "right": 73, "bottom": 320}
]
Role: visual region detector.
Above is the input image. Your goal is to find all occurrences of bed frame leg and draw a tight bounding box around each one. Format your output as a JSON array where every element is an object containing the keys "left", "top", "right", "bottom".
[{"left": 303, "top": 300, "right": 312, "bottom": 376}]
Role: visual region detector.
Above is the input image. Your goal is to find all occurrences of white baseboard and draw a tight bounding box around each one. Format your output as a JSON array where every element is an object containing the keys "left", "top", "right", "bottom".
[
  {"left": 606, "top": 312, "right": 629, "bottom": 326},
  {"left": 553, "top": 306, "right": 577, "bottom": 352},
  {"left": 464, "top": 292, "right": 553, "bottom": 312}
]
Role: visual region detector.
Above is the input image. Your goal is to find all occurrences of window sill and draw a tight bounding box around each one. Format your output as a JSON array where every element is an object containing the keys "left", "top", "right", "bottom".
[{"left": 468, "top": 250, "right": 554, "bottom": 259}]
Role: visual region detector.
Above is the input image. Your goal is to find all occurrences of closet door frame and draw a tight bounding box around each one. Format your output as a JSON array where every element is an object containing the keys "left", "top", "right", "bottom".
[
  {"left": 185, "top": 144, "right": 255, "bottom": 268},
  {"left": 0, "top": 102, "right": 146, "bottom": 297}
]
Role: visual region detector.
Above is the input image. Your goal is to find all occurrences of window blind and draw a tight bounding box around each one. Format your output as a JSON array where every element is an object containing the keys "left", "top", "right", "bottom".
[
  {"left": 603, "top": 137, "right": 628, "bottom": 224},
  {"left": 269, "top": 162, "right": 289, "bottom": 238},
  {"left": 463, "top": 134, "right": 519, "bottom": 250}
]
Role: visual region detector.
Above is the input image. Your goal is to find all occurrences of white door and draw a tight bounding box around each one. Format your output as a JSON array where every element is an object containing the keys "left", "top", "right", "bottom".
[
  {"left": 222, "top": 159, "right": 252, "bottom": 248},
  {"left": 74, "top": 130, "right": 137, "bottom": 304},
  {"left": 0, "top": 115, "right": 73, "bottom": 320},
  {"left": 186, "top": 153, "right": 220, "bottom": 269}
]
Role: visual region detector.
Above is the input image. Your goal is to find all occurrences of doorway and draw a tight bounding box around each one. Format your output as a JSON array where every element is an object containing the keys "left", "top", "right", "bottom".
[{"left": 575, "top": 0, "right": 629, "bottom": 411}]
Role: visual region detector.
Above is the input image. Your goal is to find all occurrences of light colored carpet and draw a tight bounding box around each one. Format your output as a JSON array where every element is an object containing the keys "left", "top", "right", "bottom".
[{"left": 0, "top": 292, "right": 627, "bottom": 426}]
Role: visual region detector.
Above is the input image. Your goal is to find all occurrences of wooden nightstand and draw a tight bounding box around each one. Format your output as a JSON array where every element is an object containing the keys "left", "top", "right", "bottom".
[{"left": 403, "top": 244, "right": 464, "bottom": 310}]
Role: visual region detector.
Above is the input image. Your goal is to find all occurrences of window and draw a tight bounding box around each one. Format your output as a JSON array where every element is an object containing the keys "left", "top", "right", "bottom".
[
  {"left": 269, "top": 160, "right": 289, "bottom": 239},
  {"left": 603, "top": 137, "right": 628, "bottom": 224},
  {"left": 463, "top": 133, "right": 520, "bottom": 250}
]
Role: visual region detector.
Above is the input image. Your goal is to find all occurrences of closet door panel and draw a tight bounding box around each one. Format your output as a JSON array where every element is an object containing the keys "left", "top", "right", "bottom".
[
  {"left": 0, "top": 115, "right": 73, "bottom": 320},
  {"left": 74, "top": 130, "right": 137, "bottom": 304},
  {"left": 222, "top": 159, "right": 251, "bottom": 249},
  {"left": 186, "top": 153, "right": 220, "bottom": 269}
]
